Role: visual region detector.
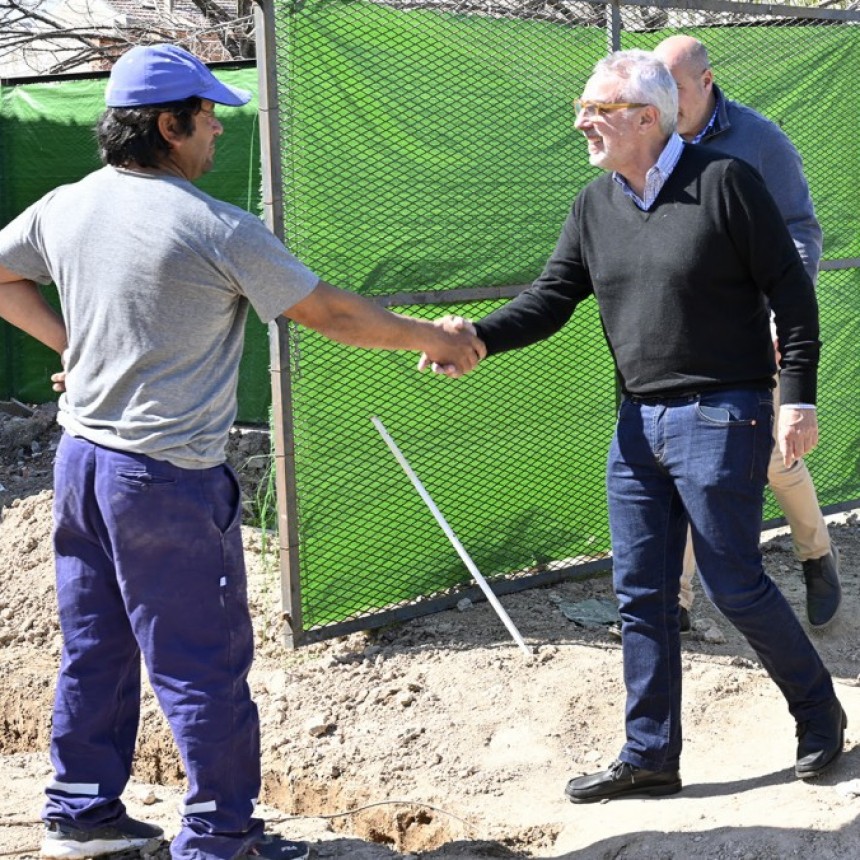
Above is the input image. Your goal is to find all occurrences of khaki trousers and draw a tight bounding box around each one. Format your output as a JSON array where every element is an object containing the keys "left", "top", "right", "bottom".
[{"left": 679, "top": 377, "right": 831, "bottom": 610}]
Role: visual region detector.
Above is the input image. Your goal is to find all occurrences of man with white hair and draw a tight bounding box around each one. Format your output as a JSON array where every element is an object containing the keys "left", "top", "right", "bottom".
[
  {"left": 649, "top": 34, "right": 840, "bottom": 631},
  {"left": 446, "top": 49, "right": 845, "bottom": 803}
]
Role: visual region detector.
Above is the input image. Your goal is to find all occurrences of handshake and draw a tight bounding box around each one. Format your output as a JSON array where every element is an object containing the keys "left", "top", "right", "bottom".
[{"left": 417, "top": 314, "right": 486, "bottom": 378}]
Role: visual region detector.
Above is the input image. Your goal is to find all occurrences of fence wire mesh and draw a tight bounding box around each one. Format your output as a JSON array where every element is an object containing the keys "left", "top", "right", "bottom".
[{"left": 266, "top": 0, "right": 860, "bottom": 644}]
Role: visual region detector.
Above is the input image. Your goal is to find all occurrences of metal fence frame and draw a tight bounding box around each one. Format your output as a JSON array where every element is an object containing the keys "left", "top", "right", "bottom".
[{"left": 253, "top": 0, "right": 860, "bottom": 646}]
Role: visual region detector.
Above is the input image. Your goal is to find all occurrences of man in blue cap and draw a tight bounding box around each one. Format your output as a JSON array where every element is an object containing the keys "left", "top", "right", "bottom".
[{"left": 0, "top": 44, "right": 484, "bottom": 860}]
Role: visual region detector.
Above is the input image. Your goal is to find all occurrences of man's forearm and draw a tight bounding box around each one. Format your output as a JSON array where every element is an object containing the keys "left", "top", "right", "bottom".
[
  {"left": 287, "top": 280, "right": 437, "bottom": 351},
  {"left": 0, "top": 279, "right": 67, "bottom": 355},
  {"left": 285, "top": 280, "right": 484, "bottom": 375}
]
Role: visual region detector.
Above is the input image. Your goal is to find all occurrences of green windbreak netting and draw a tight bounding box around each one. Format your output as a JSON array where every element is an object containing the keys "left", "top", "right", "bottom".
[
  {"left": 812, "top": 268, "right": 860, "bottom": 507},
  {"left": 624, "top": 22, "right": 860, "bottom": 516},
  {"left": 1, "top": 4, "right": 858, "bottom": 642},
  {"left": 624, "top": 23, "right": 860, "bottom": 262},
  {"left": 277, "top": 0, "right": 603, "bottom": 294},
  {"left": 287, "top": 299, "right": 614, "bottom": 627},
  {"left": 271, "top": 1, "right": 860, "bottom": 638},
  {"left": 0, "top": 67, "right": 272, "bottom": 421},
  {"left": 274, "top": 0, "right": 617, "bottom": 632}
]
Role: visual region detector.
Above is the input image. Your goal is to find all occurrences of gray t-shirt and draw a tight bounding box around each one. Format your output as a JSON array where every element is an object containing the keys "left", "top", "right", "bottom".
[{"left": 0, "top": 166, "right": 318, "bottom": 468}]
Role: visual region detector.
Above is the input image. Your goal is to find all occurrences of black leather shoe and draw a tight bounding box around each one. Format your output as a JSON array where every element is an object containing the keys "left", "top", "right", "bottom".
[
  {"left": 802, "top": 547, "right": 841, "bottom": 628},
  {"left": 565, "top": 759, "right": 681, "bottom": 803},
  {"left": 795, "top": 698, "right": 847, "bottom": 779}
]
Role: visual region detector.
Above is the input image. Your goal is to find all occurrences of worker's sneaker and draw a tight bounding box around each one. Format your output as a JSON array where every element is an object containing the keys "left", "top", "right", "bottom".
[
  {"left": 41, "top": 813, "right": 164, "bottom": 859},
  {"left": 237, "top": 835, "right": 311, "bottom": 859}
]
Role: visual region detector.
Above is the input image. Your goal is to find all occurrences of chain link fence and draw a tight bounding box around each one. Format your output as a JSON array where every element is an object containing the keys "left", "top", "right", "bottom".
[{"left": 268, "top": 0, "right": 859, "bottom": 644}]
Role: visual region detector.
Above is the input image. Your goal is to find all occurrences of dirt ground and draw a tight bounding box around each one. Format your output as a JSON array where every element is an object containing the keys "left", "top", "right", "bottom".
[{"left": 0, "top": 402, "right": 858, "bottom": 859}]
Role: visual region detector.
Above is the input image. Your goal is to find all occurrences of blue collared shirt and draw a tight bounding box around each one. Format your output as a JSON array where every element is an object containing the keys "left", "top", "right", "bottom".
[
  {"left": 612, "top": 133, "right": 685, "bottom": 211},
  {"left": 691, "top": 90, "right": 722, "bottom": 144}
]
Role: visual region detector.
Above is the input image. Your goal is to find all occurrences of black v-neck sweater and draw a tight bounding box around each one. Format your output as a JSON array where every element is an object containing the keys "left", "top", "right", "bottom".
[{"left": 474, "top": 145, "right": 819, "bottom": 405}]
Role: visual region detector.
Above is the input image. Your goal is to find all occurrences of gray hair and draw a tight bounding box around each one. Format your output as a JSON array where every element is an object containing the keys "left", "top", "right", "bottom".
[{"left": 592, "top": 49, "right": 678, "bottom": 135}]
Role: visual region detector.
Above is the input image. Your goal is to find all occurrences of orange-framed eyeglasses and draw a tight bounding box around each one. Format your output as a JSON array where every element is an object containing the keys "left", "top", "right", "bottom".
[{"left": 573, "top": 99, "right": 649, "bottom": 118}]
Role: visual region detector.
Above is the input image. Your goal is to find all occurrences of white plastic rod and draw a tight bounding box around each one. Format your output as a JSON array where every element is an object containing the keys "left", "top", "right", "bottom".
[{"left": 371, "top": 416, "right": 531, "bottom": 656}]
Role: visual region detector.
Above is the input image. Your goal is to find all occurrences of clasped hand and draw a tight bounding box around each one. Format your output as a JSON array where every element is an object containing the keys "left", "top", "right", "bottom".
[{"left": 418, "top": 315, "right": 486, "bottom": 378}]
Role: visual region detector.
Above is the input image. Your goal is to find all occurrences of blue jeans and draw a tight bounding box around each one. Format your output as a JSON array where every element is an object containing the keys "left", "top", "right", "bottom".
[
  {"left": 608, "top": 390, "right": 834, "bottom": 772},
  {"left": 45, "top": 434, "right": 264, "bottom": 860}
]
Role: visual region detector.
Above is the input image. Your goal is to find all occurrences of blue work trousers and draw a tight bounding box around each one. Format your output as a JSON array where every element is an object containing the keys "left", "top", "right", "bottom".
[
  {"left": 45, "top": 433, "right": 264, "bottom": 860},
  {"left": 608, "top": 390, "right": 834, "bottom": 772}
]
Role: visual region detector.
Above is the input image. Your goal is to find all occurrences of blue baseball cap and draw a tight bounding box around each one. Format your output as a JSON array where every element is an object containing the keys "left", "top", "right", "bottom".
[{"left": 105, "top": 44, "right": 252, "bottom": 108}]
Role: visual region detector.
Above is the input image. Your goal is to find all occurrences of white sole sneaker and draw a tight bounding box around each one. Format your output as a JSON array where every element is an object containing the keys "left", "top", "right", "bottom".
[
  {"left": 41, "top": 835, "right": 162, "bottom": 859},
  {"left": 41, "top": 815, "right": 164, "bottom": 860}
]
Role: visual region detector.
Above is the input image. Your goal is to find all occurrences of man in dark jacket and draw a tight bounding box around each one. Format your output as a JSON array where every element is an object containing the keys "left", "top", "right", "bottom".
[{"left": 651, "top": 34, "right": 840, "bottom": 630}]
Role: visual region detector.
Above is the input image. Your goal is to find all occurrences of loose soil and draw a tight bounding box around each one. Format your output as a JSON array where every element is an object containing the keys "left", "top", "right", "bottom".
[{"left": 0, "top": 402, "right": 858, "bottom": 859}]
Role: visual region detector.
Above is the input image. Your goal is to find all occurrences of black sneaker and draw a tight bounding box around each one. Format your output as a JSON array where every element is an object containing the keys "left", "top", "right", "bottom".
[
  {"left": 41, "top": 813, "right": 164, "bottom": 859},
  {"left": 608, "top": 607, "right": 692, "bottom": 639},
  {"left": 238, "top": 835, "right": 310, "bottom": 860}
]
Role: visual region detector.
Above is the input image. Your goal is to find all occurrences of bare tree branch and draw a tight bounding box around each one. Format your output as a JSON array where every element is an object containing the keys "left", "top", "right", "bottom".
[
  {"left": 0, "top": 0, "right": 255, "bottom": 76},
  {"left": 8, "top": 0, "right": 853, "bottom": 78}
]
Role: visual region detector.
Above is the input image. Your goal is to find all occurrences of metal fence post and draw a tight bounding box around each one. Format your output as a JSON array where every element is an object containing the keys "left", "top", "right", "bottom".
[
  {"left": 607, "top": 0, "right": 622, "bottom": 53},
  {"left": 254, "top": 0, "right": 303, "bottom": 647}
]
